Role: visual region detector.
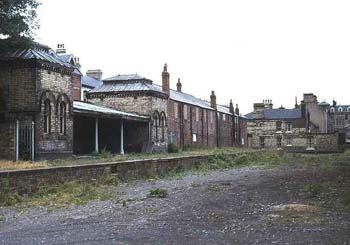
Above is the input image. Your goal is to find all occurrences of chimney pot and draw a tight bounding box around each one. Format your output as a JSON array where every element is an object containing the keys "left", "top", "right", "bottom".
[
  {"left": 162, "top": 63, "right": 170, "bottom": 95},
  {"left": 176, "top": 78, "right": 182, "bottom": 92}
]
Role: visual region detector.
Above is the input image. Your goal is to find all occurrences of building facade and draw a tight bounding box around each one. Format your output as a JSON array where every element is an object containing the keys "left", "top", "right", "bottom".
[{"left": 245, "top": 94, "right": 346, "bottom": 152}]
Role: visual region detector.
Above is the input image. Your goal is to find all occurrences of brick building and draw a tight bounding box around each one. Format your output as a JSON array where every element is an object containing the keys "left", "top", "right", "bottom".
[
  {"left": 87, "top": 64, "right": 247, "bottom": 152},
  {"left": 0, "top": 42, "right": 246, "bottom": 161}
]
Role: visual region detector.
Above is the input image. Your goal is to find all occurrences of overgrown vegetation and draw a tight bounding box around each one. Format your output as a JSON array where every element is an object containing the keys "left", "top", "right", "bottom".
[
  {"left": 0, "top": 175, "right": 120, "bottom": 208},
  {"left": 0, "top": 147, "right": 252, "bottom": 170}
]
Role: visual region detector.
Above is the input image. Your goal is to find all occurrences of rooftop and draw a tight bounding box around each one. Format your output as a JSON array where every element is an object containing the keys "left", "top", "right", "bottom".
[{"left": 245, "top": 108, "right": 302, "bottom": 120}]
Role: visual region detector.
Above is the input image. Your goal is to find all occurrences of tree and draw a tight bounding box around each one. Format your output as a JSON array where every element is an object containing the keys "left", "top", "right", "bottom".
[{"left": 0, "top": 0, "right": 40, "bottom": 51}]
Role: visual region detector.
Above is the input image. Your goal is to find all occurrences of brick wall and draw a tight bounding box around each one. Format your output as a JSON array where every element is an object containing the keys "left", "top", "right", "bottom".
[{"left": 71, "top": 73, "right": 82, "bottom": 101}]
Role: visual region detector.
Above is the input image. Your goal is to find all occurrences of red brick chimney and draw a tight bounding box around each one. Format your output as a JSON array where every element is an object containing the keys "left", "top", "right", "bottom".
[
  {"left": 235, "top": 104, "right": 240, "bottom": 115},
  {"left": 176, "top": 78, "right": 182, "bottom": 92},
  {"left": 162, "top": 63, "right": 170, "bottom": 95},
  {"left": 210, "top": 91, "right": 217, "bottom": 109},
  {"left": 229, "top": 99, "right": 234, "bottom": 113}
]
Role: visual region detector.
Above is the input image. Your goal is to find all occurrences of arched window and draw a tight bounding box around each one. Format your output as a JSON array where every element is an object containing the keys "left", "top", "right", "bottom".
[
  {"left": 338, "top": 107, "right": 343, "bottom": 112},
  {"left": 347, "top": 107, "right": 350, "bottom": 112},
  {"left": 160, "top": 112, "right": 167, "bottom": 142},
  {"left": 59, "top": 101, "right": 66, "bottom": 135},
  {"left": 44, "top": 99, "right": 51, "bottom": 134},
  {"left": 153, "top": 111, "right": 159, "bottom": 142},
  {"left": 330, "top": 107, "right": 335, "bottom": 113}
]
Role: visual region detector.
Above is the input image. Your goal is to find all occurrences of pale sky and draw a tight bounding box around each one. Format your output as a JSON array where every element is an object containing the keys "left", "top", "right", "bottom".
[{"left": 35, "top": 0, "right": 350, "bottom": 114}]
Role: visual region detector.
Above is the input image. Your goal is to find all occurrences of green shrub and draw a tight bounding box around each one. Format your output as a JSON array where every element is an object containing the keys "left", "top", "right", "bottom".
[{"left": 168, "top": 143, "right": 179, "bottom": 153}]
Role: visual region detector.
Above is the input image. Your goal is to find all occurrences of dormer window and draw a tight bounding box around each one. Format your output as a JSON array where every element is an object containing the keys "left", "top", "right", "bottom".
[
  {"left": 330, "top": 107, "right": 335, "bottom": 113},
  {"left": 338, "top": 107, "right": 343, "bottom": 113}
]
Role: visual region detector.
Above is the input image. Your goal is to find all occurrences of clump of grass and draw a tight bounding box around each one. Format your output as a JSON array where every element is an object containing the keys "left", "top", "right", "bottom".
[
  {"left": 147, "top": 188, "right": 168, "bottom": 198},
  {"left": 304, "top": 183, "right": 323, "bottom": 198},
  {"left": 207, "top": 150, "right": 288, "bottom": 170}
]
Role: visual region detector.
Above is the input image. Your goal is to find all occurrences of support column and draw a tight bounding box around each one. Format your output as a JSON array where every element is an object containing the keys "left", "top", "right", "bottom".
[
  {"left": 15, "top": 120, "right": 19, "bottom": 161},
  {"left": 120, "top": 120, "right": 124, "bottom": 155},
  {"left": 95, "top": 118, "right": 99, "bottom": 153},
  {"left": 31, "top": 121, "right": 35, "bottom": 161}
]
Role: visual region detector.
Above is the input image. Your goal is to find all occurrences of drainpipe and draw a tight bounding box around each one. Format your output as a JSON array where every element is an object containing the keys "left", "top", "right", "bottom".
[
  {"left": 15, "top": 120, "right": 19, "bottom": 161},
  {"left": 95, "top": 118, "right": 99, "bottom": 153},
  {"left": 31, "top": 121, "right": 35, "bottom": 161},
  {"left": 120, "top": 120, "right": 124, "bottom": 155}
]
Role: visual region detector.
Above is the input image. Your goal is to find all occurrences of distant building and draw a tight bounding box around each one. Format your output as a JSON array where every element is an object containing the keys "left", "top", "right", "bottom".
[{"left": 245, "top": 94, "right": 346, "bottom": 152}]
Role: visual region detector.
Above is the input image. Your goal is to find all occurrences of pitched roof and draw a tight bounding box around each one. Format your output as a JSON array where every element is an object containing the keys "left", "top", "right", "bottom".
[
  {"left": 103, "top": 74, "right": 151, "bottom": 83},
  {"left": 82, "top": 75, "right": 102, "bottom": 89},
  {"left": 245, "top": 108, "right": 301, "bottom": 120},
  {"left": 73, "top": 101, "right": 149, "bottom": 121},
  {"left": 0, "top": 42, "right": 74, "bottom": 70}
]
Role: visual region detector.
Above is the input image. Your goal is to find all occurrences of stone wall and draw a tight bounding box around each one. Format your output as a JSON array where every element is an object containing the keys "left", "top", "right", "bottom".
[
  {"left": 35, "top": 69, "right": 74, "bottom": 158},
  {"left": 0, "top": 155, "right": 210, "bottom": 194}
]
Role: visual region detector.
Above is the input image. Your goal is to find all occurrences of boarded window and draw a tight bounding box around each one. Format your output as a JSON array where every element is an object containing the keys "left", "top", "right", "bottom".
[
  {"left": 184, "top": 105, "right": 188, "bottom": 120},
  {"left": 195, "top": 108, "right": 199, "bottom": 122},
  {"left": 174, "top": 102, "right": 178, "bottom": 119}
]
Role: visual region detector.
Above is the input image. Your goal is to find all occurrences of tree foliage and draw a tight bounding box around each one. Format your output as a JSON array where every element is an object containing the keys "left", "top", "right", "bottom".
[{"left": 0, "top": 0, "right": 40, "bottom": 38}]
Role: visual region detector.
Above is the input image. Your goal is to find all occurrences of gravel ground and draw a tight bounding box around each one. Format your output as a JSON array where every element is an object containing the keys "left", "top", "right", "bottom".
[{"left": 0, "top": 163, "right": 349, "bottom": 245}]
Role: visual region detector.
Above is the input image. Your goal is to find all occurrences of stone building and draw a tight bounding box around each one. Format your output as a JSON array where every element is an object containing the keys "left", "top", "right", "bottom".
[
  {"left": 88, "top": 64, "right": 247, "bottom": 152},
  {"left": 245, "top": 94, "right": 345, "bottom": 152}
]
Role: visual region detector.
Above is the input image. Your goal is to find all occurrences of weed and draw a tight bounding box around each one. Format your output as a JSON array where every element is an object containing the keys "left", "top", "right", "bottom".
[{"left": 148, "top": 188, "right": 168, "bottom": 198}]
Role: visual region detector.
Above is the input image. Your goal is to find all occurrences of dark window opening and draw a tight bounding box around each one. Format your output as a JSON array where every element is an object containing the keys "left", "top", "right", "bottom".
[
  {"left": 59, "top": 102, "right": 67, "bottom": 135},
  {"left": 44, "top": 99, "right": 51, "bottom": 134},
  {"left": 259, "top": 137, "right": 265, "bottom": 148},
  {"left": 276, "top": 121, "right": 282, "bottom": 131}
]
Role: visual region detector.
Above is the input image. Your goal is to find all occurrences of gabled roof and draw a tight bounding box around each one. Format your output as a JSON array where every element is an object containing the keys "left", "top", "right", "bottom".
[
  {"left": 58, "top": 54, "right": 73, "bottom": 63},
  {"left": 0, "top": 42, "right": 74, "bottom": 70},
  {"left": 82, "top": 75, "right": 102, "bottom": 89},
  {"left": 73, "top": 101, "right": 149, "bottom": 121},
  {"left": 245, "top": 108, "right": 301, "bottom": 120}
]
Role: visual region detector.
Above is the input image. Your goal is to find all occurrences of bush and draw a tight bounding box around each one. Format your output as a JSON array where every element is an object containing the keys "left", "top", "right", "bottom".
[{"left": 168, "top": 143, "right": 179, "bottom": 153}]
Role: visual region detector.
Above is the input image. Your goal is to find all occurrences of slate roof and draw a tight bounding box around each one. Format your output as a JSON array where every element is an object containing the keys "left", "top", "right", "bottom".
[
  {"left": 58, "top": 54, "right": 73, "bottom": 63},
  {"left": 245, "top": 108, "right": 302, "bottom": 120},
  {"left": 82, "top": 75, "right": 102, "bottom": 89},
  {"left": 73, "top": 101, "right": 149, "bottom": 121},
  {"left": 91, "top": 73, "right": 241, "bottom": 113},
  {"left": 332, "top": 105, "right": 350, "bottom": 112},
  {"left": 104, "top": 74, "right": 152, "bottom": 83},
  {"left": 0, "top": 42, "right": 74, "bottom": 70}
]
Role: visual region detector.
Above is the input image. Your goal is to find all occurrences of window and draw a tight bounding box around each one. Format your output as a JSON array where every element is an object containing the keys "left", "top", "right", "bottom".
[
  {"left": 330, "top": 107, "right": 335, "bottom": 113},
  {"left": 153, "top": 111, "right": 159, "bottom": 142},
  {"left": 286, "top": 122, "right": 292, "bottom": 131},
  {"left": 338, "top": 107, "right": 343, "bottom": 113},
  {"left": 203, "top": 110, "right": 207, "bottom": 122},
  {"left": 286, "top": 137, "right": 292, "bottom": 146},
  {"left": 174, "top": 102, "right": 178, "bottom": 119},
  {"left": 160, "top": 113, "right": 166, "bottom": 142},
  {"left": 192, "top": 133, "right": 197, "bottom": 142},
  {"left": 59, "top": 102, "right": 66, "bottom": 135},
  {"left": 276, "top": 121, "right": 282, "bottom": 131},
  {"left": 223, "top": 114, "right": 226, "bottom": 121},
  {"left": 195, "top": 108, "right": 199, "bottom": 122},
  {"left": 347, "top": 107, "right": 350, "bottom": 112},
  {"left": 345, "top": 114, "right": 348, "bottom": 120},
  {"left": 259, "top": 137, "right": 265, "bottom": 148},
  {"left": 277, "top": 136, "right": 282, "bottom": 147},
  {"left": 183, "top": 105, "right": 188, "bottom": 120},
  {"left": 44, "top": 99, "right": 51, "bottom": 134}
]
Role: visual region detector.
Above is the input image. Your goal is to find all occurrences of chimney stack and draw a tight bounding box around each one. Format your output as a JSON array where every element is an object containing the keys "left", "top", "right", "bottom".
[
  {"left": 235, "top": 104, "right": 240, "bottom": 115},
  {"left": 229, "top": 99, "right": 234, "bottom": 114},
  {"left": 176, "top": 78, "right": 182, "bottom": 92},
  {"left": 86, "top": 69, "right": 103, "bottom": 81},
  {"left": 210, "top": 91, "right": 217, "bottom": 109},
  {"left": 56, "top": 44, "right": 66, "bottom": 54},
  {"left": 162, "top": 63, "right": 170, "bottom": 95}
]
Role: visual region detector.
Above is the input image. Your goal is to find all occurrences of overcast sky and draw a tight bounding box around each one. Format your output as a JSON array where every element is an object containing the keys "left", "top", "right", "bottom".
[{"left": 35, "top": 0, "right": 350, "bottom": 114}]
